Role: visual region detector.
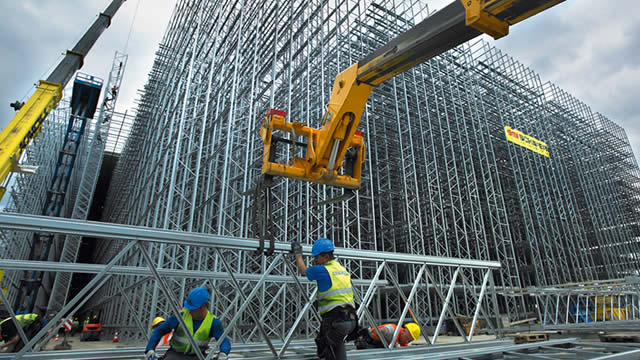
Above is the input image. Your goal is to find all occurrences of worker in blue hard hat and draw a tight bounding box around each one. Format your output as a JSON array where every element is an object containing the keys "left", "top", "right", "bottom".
[
  {"left": 291, "top": 238, "right": 357, "bottom": 360},
  {"left": 145, "top": 287, "right": 230, "bottom": 360}
]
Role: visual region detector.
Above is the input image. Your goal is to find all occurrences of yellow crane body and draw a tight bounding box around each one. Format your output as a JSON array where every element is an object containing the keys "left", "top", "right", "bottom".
[
  {"left": 0, "top": 81, "right": 62, "bottom": 198},
  {"left": 0, "top": 0, "right": 125, "bottom": 201},
  {"left": 260, "top": 64, "right": 372, "bottom": 189}
]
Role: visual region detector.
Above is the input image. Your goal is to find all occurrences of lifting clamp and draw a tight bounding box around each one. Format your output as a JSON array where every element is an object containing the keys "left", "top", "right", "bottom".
[{"left": 242, "top": 174, "right": 275, "bottom": 256}]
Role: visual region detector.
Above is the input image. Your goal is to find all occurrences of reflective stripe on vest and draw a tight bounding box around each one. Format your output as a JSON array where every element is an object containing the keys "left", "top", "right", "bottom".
[
  {"left": 0, "top": 314, "right": 38, "bottom": 327},
  {"left": 170, "top": 310, "right": 215, "bottom": 354},
  {"left": 369, "top": 323, "right": 397, "bottom": 342},
  {"left": 317, "top": 260, "right": 354, "bottom": 315}
]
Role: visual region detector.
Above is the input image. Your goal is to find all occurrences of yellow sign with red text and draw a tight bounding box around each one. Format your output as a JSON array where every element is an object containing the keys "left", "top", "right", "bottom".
[{"left": 504, "top": 126, "right": 549, "bottom": 158}]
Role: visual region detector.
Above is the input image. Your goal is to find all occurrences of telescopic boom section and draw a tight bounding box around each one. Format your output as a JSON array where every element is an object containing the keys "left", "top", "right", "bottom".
[
  {"left": 0, "top": 0, "right": 126, "bottom": 199},
  {"left": 260, "top": 0, "right": 565, "bottom": 189}
]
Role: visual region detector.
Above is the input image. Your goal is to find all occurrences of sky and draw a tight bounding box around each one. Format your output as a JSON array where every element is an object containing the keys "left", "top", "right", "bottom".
[
  {"left": 0, "top": 0, "right": 176, "bottom": 130},
  {"left": 1, "top": 1, "right": 639, "bottom": 163}
]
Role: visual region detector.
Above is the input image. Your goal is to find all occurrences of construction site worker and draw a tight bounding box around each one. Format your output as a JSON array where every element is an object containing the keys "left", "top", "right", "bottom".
[
  {"left": 71, "top": 317, "right": 80, "bottom": 336},
  {"left": 354, "top": 322, "right": 420, "bottom": 349},
  {"left": 291, "top": 238, "right": 357, "bottom": 360},
  {"left": 152, "top": 317, "right": 166, "bottom": 330},
  {"left": 145, "top": 287, "right": 230, "bottom": 360},
  {"left": 152, "top": 317, "right": 172, "bottom": 346},
  {"left": 0, "top": 313, "right": 43, "bottom": 352}
]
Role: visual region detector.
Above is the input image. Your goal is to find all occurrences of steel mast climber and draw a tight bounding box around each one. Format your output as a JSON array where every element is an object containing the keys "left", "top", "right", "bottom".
[
  {"left": 0, "top": 0, "right": 128, "bottom": 314},
  {"left": 0, "top": 0, "right": 127, "bottom": 200}
]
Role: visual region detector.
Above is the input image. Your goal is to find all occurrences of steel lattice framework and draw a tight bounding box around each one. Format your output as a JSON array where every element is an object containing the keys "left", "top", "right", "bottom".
[
  {"left": 96, "top": 0, "right": 640, "bottom": 338},
  {"left": 1, "top": 0, "right": 640, "bottom": 358}
]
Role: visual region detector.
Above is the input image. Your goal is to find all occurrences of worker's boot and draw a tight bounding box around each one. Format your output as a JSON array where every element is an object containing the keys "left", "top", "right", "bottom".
[
  {"left": 334, "top": 342, "right": 347, "bottom": 360},
  {"left": 354, "top": 337, "right": 368, "bottom": 349}
]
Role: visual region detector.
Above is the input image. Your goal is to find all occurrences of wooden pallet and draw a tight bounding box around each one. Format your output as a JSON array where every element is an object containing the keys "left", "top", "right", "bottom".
[
  {"left": 599, "top": 332, "right": 640, "bottom": 343},
  {"left": 506, "top": 333, "right": 549, "bottom": 344}
]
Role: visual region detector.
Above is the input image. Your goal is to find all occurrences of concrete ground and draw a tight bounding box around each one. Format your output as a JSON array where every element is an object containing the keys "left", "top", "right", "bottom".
[
  {"left": 44, "top": 333, "right": 496, "bottom": 351},
  {"left": 27, "top": 333, "right": 638, "bottom": 359},
  {"left": 41, "top": 333, "right": 145, "bottom": 351},
  {"left": 39, "top": 333, "right": 498, "bottom": 358}
]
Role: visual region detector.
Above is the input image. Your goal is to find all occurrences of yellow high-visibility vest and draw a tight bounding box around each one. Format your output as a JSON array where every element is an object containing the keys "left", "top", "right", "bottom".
[
  {"left": 0, "top": 314, "right": 39, "bottom": 328},
  {"left": 170, "top": 310, "right": 214, "bottom": 354},
  {"left": 317, "top": 260, "right": 354, "bottom": 314}
]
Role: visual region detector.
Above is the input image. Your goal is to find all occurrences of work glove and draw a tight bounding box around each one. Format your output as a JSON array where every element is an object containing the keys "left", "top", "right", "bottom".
[
  {"left": 215, "top": 352, "right": 228, "bottom": 360},
  {"left": 290, "top": 241, "right": 302, "bottom": 257},
  {"left": 145, "top": 349, "right": 157, "bottom": 360}
]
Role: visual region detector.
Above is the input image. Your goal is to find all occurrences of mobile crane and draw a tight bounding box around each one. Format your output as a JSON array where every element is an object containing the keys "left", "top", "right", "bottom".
[
  {"left": 0, "top": 0, "right": 126, "bottom": 200},
  {"left": 260, "top": 0, "right": 565, "bottom": 189},
  {"left": 0, "top": 1, "right": 127, "bottom": 314}
]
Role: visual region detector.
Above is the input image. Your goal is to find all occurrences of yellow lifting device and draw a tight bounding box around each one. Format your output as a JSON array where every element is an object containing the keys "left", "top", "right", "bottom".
[
  {"left": 260, "top": 0, "right": 565, "bottom": 189},
  {"left": 0, "top": 0, "right": 126, "bottom": 200}
]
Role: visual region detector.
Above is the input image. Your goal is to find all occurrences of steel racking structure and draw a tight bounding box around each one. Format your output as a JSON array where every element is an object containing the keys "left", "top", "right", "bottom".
[
  {"left": 95, "top": 0, "right": 640, "bottom": 341},
  {"left": 0, "top": 0, "right": 639, "bottom": 358}
]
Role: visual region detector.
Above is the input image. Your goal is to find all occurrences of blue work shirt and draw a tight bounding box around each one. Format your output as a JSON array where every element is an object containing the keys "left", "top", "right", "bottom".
[
  {"left": 145, "top": 314, "right": 231, "bottom": 354},
  {"left": 306, "top": 264, "right": 332, "bottom": 291}
]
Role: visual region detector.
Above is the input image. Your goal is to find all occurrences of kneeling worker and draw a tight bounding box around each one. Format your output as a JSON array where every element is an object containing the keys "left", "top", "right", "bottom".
[
  {"left": 145, "top": 287, "right": 230, "bottom": 360},
  {"left": 0, "top": 314, "right": 43, "bottom": 352},
  {"left": 292, "top": 238, "right": 357, "bottom": 360},
  {"left": 152, "top": 317, "right": 171, "bottom": 346},
  {"left": 354, "top": 322, "right": 420, "bottom": 349}
]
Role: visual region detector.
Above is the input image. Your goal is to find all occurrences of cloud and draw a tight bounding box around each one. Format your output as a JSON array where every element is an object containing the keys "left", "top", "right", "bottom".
[
  {"left": 494, "top": 0, "right": 640, "bottom": 159},
  {"left": 0, "top": 0, "right": 175, "bottom": 132}
]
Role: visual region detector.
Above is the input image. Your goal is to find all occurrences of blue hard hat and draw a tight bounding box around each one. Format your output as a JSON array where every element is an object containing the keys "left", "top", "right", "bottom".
[
  {"left": 184, "top": 287, "right": 210, "bottom": 310},
  {"left": 310, "top": 238, "right": 335, "bottom": 256}
]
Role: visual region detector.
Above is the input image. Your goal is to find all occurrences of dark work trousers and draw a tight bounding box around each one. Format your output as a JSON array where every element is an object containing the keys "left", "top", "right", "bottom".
[
  {"left": 315, "top": 306, "right": 357, "bottom": 360},
  {"left": 354, "top": 329, "right": 384, "bottom": 349},
  {"left": 7, "top": 321, "right": 43, "bottom": 353}
]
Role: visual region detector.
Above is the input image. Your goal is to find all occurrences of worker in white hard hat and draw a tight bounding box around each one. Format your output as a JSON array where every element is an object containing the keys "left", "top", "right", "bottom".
[
  {"left": 145, "top": 287, "right": 230, "bottom": 360},
  {"left": 354, "top": 322, "right": 421, "bottom": 349},
  {"left": 291, "top": 238, "right": 357, "bottom": 360}
]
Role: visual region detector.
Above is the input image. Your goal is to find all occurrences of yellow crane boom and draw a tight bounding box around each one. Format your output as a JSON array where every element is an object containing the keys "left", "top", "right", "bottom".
[
  {"left": 0, "top": 0, "right": 126, "bottom": 199},
  {"left": 260, "top": 0, "right": 566, "bottom": 189}
]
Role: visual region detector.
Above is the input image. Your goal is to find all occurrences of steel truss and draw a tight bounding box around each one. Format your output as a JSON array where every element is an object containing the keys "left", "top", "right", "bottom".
[
  {"left": 1, "top": 0, "right": 639, "bottom": 358},
  {"left": 46, "top": 52, "right": 128, "bottom": 316},
  {"left": 64, "top": 0, "right": 640, "bottom": 342},
  {"left": 0, "top": 212, "right": 501, "bottom": 358},
  {"left": 508, "top": 278, "right": 640, "bottom": 328},
  {"left": 0, "top": 102, "right": 69, "bottom": 308},
  {"left": 0, "top": 51, "right": 129, "bottom": 316},
  {"left": 1, "top": 339, "right": 640, "bottom": 359}
]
